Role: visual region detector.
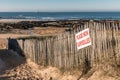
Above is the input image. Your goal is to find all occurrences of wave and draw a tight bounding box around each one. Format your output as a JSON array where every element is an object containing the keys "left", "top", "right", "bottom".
[{"left": 1, "top": 15, "right": 120, "bottom": 20}]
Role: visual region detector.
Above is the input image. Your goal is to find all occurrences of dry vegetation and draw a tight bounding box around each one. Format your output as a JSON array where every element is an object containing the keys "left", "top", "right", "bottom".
[
  {"left": 0, "top": 20, "right": 120, "bottom": 80},
  {"left": 32, "top": 27, "right": 67, "bottom": 35}
]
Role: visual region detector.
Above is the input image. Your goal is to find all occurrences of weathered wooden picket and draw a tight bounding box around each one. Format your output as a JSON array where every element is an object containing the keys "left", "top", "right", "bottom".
[{"left": 8, "top": 20, "right": 120, "bottom": 70}]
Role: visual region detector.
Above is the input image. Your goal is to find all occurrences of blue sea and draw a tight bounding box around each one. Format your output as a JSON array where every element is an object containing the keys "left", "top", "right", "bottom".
[{"left": 0, "top": 12, "right": 120, "bottom": 20}]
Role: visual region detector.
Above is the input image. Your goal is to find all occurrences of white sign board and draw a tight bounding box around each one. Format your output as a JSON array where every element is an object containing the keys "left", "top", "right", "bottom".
[{"left": 75, "top": 28, "right": 91, "bottom": 50}]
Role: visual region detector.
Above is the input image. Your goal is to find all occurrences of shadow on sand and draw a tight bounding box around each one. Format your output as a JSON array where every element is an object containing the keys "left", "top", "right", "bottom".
[{"left": 0, "top": 38, "right": 28, "bottom": 79}]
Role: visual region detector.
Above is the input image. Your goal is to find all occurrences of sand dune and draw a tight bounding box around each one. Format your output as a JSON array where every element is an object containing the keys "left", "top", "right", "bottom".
[{"left": 0, "top": 49, "right": 119, "bottom": 80}]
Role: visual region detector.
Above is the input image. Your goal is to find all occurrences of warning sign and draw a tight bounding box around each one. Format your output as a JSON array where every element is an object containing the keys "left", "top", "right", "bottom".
[{"left": 75, "top": 28, "right": 91, "bottom": 50}]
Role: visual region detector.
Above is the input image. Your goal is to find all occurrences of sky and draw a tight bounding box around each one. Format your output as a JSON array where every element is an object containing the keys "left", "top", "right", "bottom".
[{"left": 0, "top": 0, "right": 120, "bottom": 12}]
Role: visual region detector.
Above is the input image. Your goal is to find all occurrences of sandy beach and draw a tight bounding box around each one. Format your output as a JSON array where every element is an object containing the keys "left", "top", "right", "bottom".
[
  {"left": 0, "top": 19, "right": 23, "bottom": 23},
  {"left": 0, "top": 33, "right": 29, "bottom": 39},
  {"left": 0, "top": 19, "right": 40, "bottom": 23}
]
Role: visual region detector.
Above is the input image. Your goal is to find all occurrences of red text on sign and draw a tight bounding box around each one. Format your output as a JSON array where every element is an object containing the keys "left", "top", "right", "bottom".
[
  {"left": 77, "top": 37, "right": 91, "bottom": 47},
  {"left": 76, "top": 31, "right": 89, "bottom": 40}
]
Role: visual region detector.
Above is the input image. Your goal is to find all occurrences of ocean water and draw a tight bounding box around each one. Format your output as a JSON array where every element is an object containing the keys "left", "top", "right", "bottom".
[{"left": 0, "top": 12, "right": 120, "bottom": 20}]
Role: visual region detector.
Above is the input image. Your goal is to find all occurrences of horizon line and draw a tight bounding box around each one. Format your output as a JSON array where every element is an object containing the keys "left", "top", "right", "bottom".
[{"left": 1, "top": 11, "right": 120, "bottom": 12}]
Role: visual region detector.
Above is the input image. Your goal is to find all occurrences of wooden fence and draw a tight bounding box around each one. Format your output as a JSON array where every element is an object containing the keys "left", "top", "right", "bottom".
[{"left": 8, "top": 20, "right": 120, "bottom": 70}]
